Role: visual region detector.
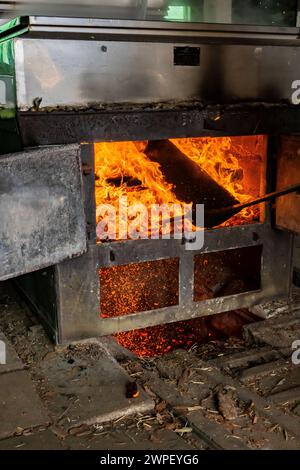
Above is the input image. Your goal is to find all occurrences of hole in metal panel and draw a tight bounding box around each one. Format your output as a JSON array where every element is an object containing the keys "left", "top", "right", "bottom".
[
  {"left": 100, "top": 258, "right": 179, "bottom": 318},
  {"left": 194, "top": 245, "right": 263, "bottom": 302},
  {"left": 113, "top": 309, "right": 260, "bottom": 358},
  {"left": 95, "top": 135, "right": 267, "bottom": 242}
]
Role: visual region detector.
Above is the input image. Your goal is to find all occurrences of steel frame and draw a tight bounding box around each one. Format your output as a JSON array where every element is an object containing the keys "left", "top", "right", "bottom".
[
  {"left": 53, "top": 137, "right": 293, "bottom": 343},
  {"left": 55, "top": 227, "right": 292, "bottom": 343},
  {"left": 14, "top": 130, "right": 294, "bottom": 344}
]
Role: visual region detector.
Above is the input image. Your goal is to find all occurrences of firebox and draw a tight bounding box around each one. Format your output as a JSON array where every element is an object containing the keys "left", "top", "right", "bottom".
[
  {"left": 0, "top": 14, "right": 300, "bottom": 345},
  {"left": 96, "top": 136, "right": 267, "bottom": 314}
]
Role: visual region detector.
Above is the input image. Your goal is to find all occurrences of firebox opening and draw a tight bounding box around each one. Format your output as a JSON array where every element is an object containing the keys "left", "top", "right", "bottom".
[
  {"left": 112, "top": 310, "right": 261, "bottom": 358},
  {"left": 99, "top": 246, "right": 262, "bottom": 357},
  {"left": 100, "top": 258, "right": 179, "bottom": 318},
  {"left": 95, "top": 135, "right": 267, "bottom": 241},
  {"left": 194, "top": 246, "right": 263, "bottom": 302},
  {"left": 97, "top": 136, "right": 266, "bottom": 357}
]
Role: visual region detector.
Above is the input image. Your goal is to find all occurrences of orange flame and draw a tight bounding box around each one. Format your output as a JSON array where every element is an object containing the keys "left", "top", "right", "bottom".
[
  {"left": 95, "top": 141, "right": 188, "bottom": 239},
  {"left": 171, "top": 137, "right": 260, "bottom": 225},
  {"left": 96, "top": 136, "right": 266, "bottom": 356},
  {"left": 94, "top": 136, "right": 264, "bottom": 241}
]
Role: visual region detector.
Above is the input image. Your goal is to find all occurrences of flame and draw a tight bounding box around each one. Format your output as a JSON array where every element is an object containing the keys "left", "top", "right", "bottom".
[
  {"left": 95, "top": 141, "right": 188, "bottom": 239},
  {"left": 170, "top": 137, "right": 260, "bottom": 225},
  {"left": 96, "top": 136, "right": 266, "bottom": 357},
  {"left": 94, "top": 136, "right": 263, "bottom": 241},
  {"left": 95, "top": 141, "right": 175, "bottom": 208}
]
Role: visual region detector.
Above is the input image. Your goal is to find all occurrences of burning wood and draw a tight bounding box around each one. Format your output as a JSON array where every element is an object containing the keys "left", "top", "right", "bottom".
[
  {"left": 94, "top": 136, "right": 266, "bottom": 240},
  {"left": 145, "top": 140, "right": 239, "bottom": 223}
]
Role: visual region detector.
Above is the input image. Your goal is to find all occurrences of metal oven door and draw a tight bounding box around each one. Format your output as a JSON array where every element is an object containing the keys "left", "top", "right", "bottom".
[
  {"left": 0, "top": 144, "right": 87, "bottom": 281},
  {"left": 276, "top": 136, "right": 300, "bottom": 234}
]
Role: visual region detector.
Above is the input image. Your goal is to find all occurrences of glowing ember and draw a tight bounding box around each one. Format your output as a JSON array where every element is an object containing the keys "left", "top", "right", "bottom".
[
  {"left": 115, "top": 318, "right": 209, "bottom": 358},
  {"left": 114, "top": 310, "right": 258, "bottom": 358},
  {"left": 100, "top": 259, "right": 179, "bottom": 318}
]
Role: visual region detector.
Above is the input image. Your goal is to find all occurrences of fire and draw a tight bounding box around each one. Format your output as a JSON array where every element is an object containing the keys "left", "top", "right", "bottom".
[
  {"left": 94, "top": 141, "right": 176, "bottom": 209},
  {"left": 94, "top": 136, "right": 264, "bottom": 241},
  {"left": 96, "top": 136, "right": 266, "bottom": 357},
  {"left": 94, "top": 141, "right": 187, "bottom": 240},
  {"left": 170, "top": 137, "right": 260, "bottom": 225}
]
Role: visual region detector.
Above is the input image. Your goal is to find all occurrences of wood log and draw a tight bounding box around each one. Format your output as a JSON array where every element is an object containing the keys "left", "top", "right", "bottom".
[
  {"left": 145, "top": 140, "right": 239, "bottom": 226},
  {"left": 210, "top": 309, "right": 253, "bottom": 338}
]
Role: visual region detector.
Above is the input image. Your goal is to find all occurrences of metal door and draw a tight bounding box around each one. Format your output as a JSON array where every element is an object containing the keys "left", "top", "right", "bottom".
[{"left": 0, "top": 144, "right": 87, "bottom": 281}]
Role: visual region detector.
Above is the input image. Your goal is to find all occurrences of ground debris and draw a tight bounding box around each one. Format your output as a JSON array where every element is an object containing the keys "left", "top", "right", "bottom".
[
  {"left": 174, "top": 427, "right": 193, "bottom": 435},
  {"left": 155, "top": 400, "right": 167, "bottom": 414},
  {"left": 14, "top": 427, "right": 24, "bottom": 436},
  {"left": 142, "top": 383, "right": 157, "bottom": 399},
  {"left": 50, "top": 426, "right": 68, "bottom": 440},
  {"left": 69, "top": 424, "right": 92, "bottom": 436},
  {"left": 216, "top": 387, "right": 239, "bottom": 421},
  {"left": 177, "top": 368, "right": 193, "bottom": 392},
  {"left": 2, "top": 282, "right": 300, "bottom": 450}
]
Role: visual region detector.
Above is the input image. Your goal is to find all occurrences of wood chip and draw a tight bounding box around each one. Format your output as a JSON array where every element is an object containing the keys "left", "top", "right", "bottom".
[
  {"left": 51, "top": 426, "right": 68, "bottom": 439},
  {"left": 155, "top": 400, "right": 167, "bottom": 413},
  {"left": 143, "top": 384, "right": 157, "bottom": 399},
  {"left": 269, "top": 424, "right": 280, "bottom": 433},
  {"left": 172, "top": 405, "right": 204, "bottom": 413},
  {"left": 178, "top": 368, "right": 193, "bottom": 389},
  {"left": 15, "top": 427, "right": 24, "bottom": 436},
  {"left": 69, "top": 424, "right": 90, "bottom": 436},
  {"left": 156, "top": 413, "right": 165, "bottom": 425},
  {"left": 217, "top": 389, "right": 238, "bottom": 421},
  {"left": 186, "top": 405, "right": 204, "bottom": 412},
  {"left": 143, "top": 423, "right": 152, "bottom": 430},
  {"left": 174, "top": 427, "right": 193, "bottom": 434}
]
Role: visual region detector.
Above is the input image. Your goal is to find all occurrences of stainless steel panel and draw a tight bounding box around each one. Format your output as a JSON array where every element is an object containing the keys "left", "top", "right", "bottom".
[
  {"left": 0, "top": 144, "right": 87, "bottom": 281},
  {"left": 14, "top": 37, "right": 300, "bottom": 109},
  {"left": 56, "top": 245, "right": 100, "bottom": 343},
  {"left": 0, "top": 1, "right": 297, "bottom": 25},
  {"left": 23, "top": 16, "right": 300, "bottom": 35},
  {"left": 56, "top": 223, "right": 293, "bottom": 341}
]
